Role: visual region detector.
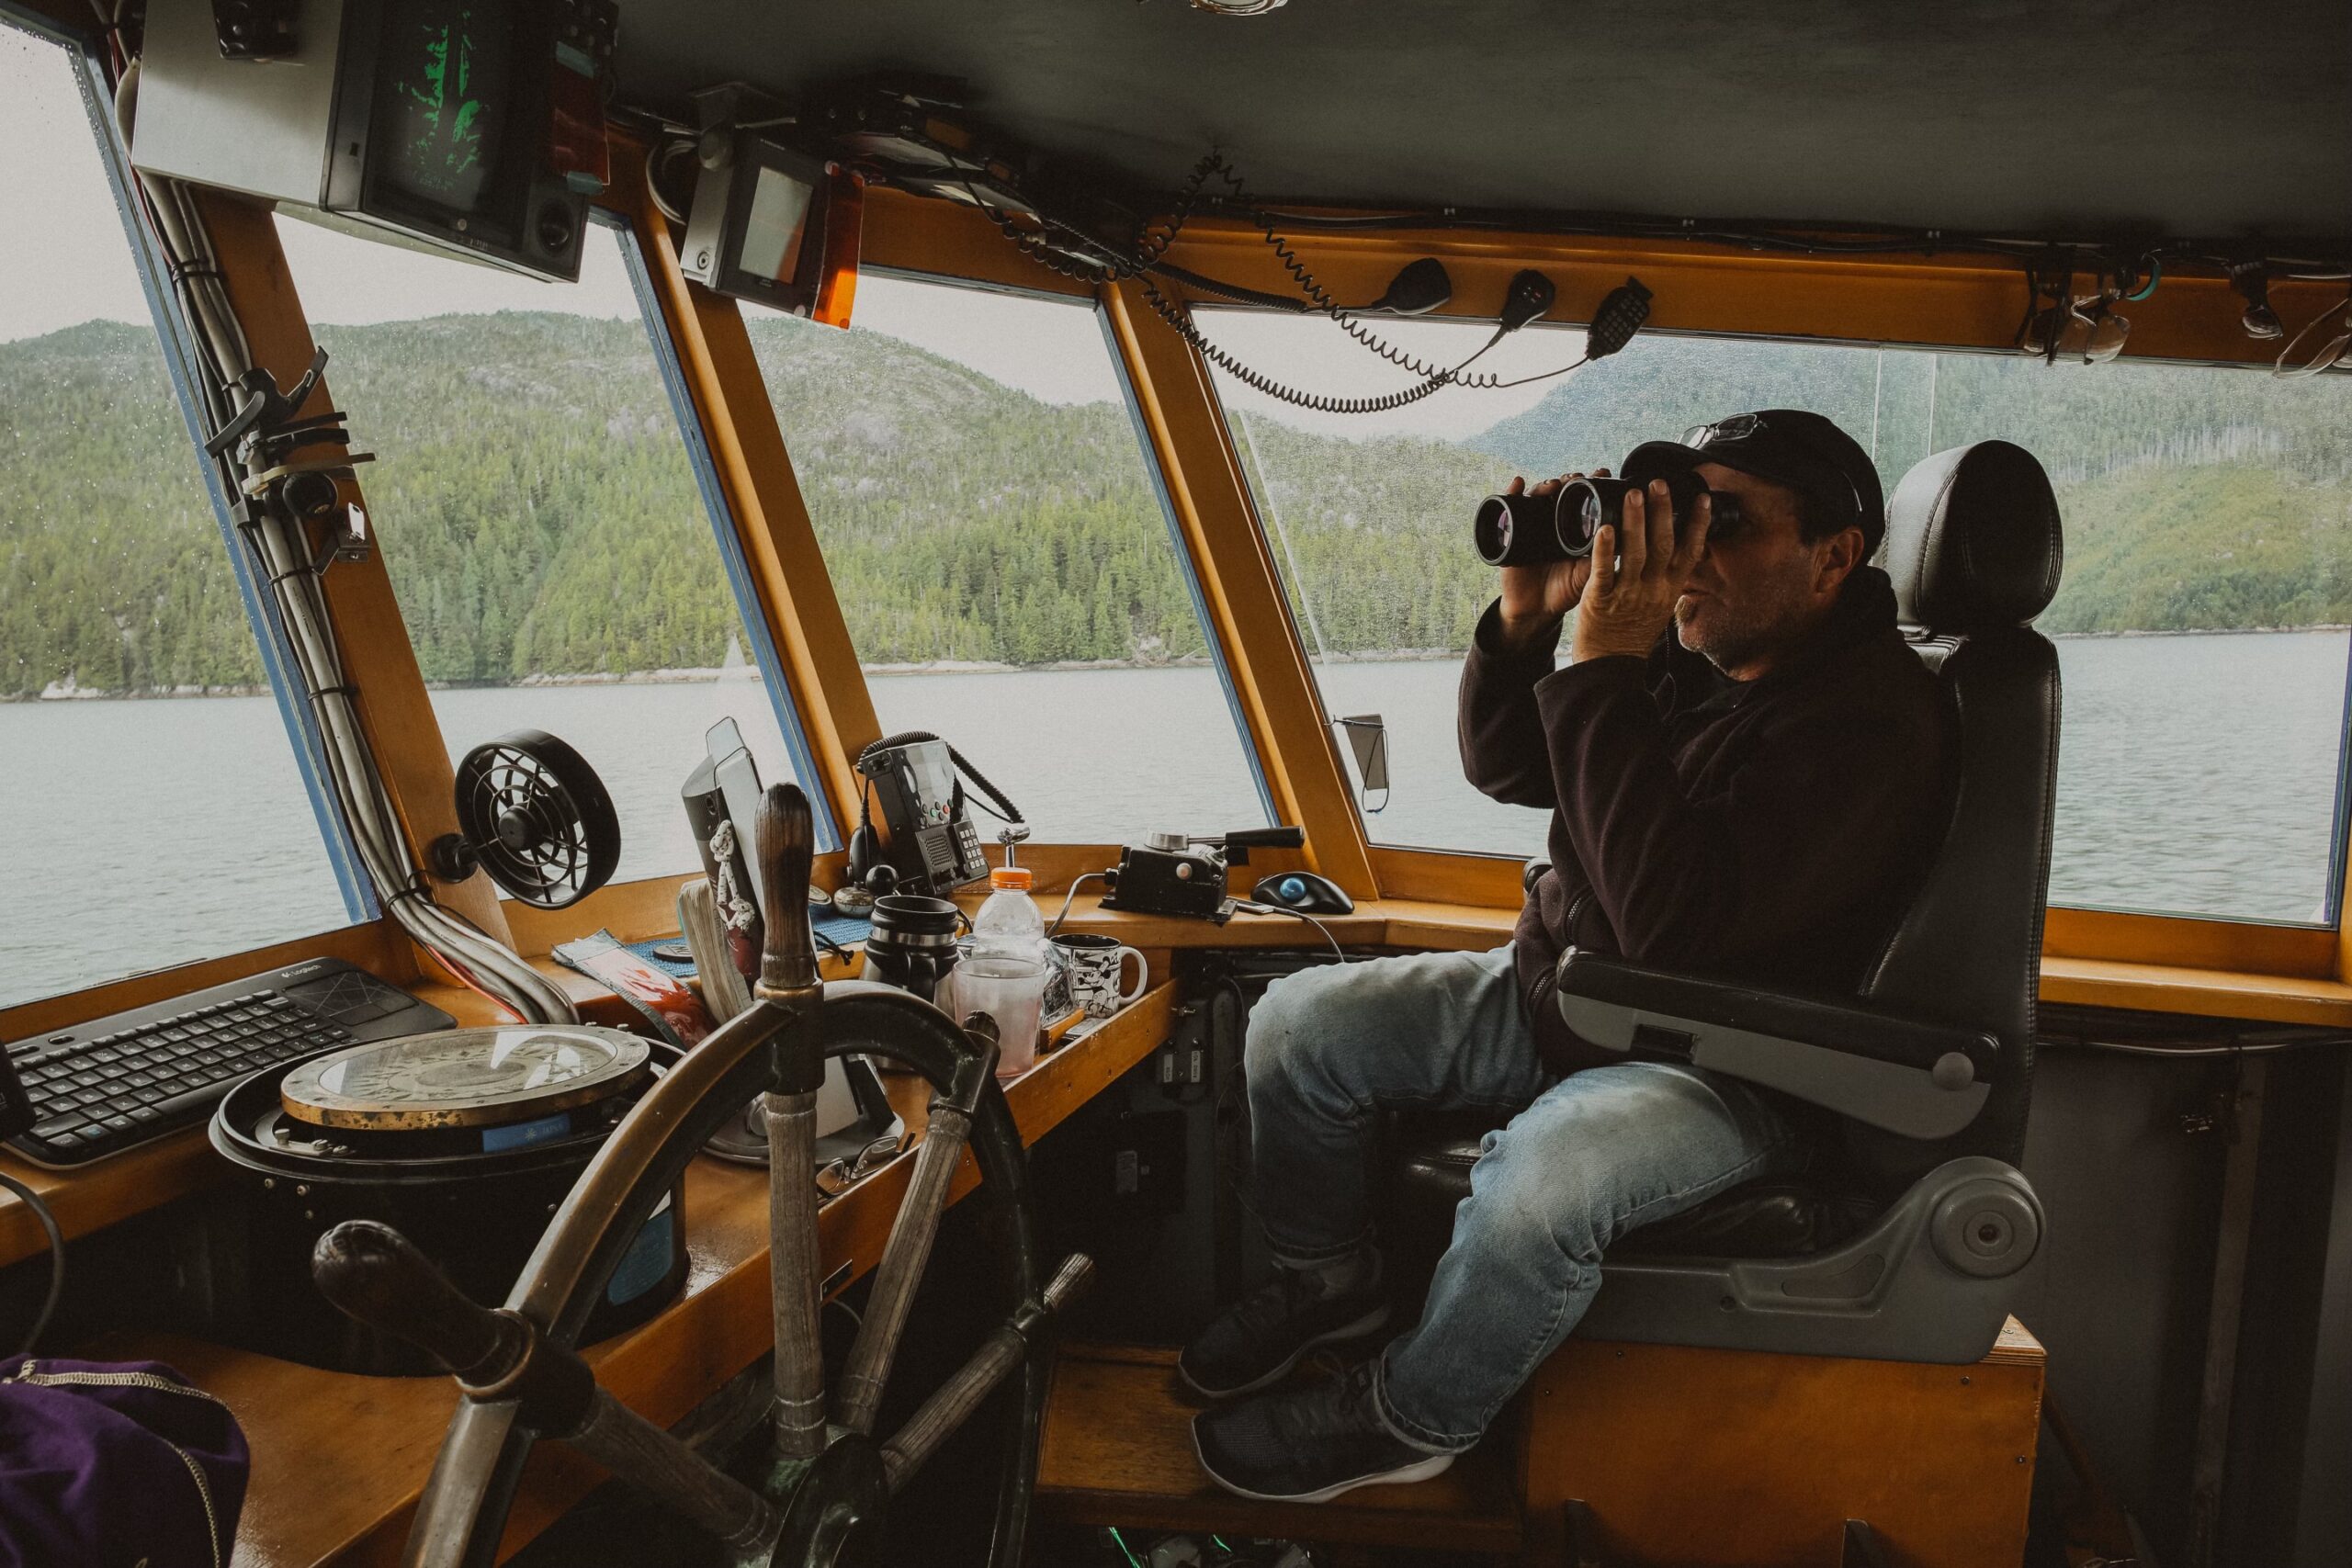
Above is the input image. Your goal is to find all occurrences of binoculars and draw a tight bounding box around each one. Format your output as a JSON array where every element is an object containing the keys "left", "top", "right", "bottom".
[{"left": 1472, "top": 468, "right": 1743, "bottom": 568}]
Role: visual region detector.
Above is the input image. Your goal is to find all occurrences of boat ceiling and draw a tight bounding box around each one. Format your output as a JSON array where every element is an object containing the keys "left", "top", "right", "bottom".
[{"left": 616, "top": 0, "right": 2350, "bottom": 248}]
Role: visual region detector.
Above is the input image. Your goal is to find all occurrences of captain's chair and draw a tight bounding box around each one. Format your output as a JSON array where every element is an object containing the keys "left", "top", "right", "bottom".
[{"left": 1385, "top": 439, "right": 2064, "bottom": 1365}]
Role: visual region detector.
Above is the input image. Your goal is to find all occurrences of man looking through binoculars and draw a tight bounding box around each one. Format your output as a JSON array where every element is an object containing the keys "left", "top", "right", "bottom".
[{"left": 1186, "top": 409, "right": 1955, "bottom": 1504}]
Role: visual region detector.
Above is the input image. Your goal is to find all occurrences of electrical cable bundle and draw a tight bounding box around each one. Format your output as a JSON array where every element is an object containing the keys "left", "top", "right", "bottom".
[
  {"left": 110, "top": 59, "right": 575, "bottom": 1026},
  {"left": 934, "top": 151, "right": 1597, "bottom": 413}
]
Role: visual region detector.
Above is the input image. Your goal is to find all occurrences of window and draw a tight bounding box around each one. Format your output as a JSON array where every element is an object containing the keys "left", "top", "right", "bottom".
[
  {"left": 1207, "top": 307, "right": 2352, "bottom": 925},
  {"left": 751, "top": 276, "right": 1268, "bottom": 844},
  {"left": 273, "top": 216, "right": 831, "bottom": 884},
  {"left": 0, "top": 22, "right": 358, "bottom": 1010},
  {"left": 1921, "top": 352, "right": 2352, "bottom": 923}
]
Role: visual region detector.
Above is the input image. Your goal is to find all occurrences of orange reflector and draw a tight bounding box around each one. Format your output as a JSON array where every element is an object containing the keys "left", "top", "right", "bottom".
[{"left": 812, "top": 167, "right": 865, "bottom": 330}]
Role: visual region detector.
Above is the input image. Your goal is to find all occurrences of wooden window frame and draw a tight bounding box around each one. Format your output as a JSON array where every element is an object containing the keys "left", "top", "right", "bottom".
[
  {"left": 834, "top": 193, "right": 2352, "bottom": 993},
  {"left": 0, "top": 10, "right": 398, "bottom": 1041}
]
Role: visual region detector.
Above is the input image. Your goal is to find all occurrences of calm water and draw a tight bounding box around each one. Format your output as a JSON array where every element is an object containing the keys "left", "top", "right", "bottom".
[{"left": 3, "top": 633, "right": 2346, "bottom": 1010}]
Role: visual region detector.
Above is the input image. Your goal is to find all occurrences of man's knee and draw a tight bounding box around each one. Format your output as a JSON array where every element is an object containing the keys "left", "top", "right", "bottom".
[
  {"left": 1460, "top": 1065, "right": 1789, "bottom": 1262},
  {"left": 1464, "top": 1125, "right": 1611, "bottom": 1265},
  {"left": 1460, "top": 1076, "right": 1679, "bottom": 1261},
  {"left": 1242, "top": 964, "right": 1357, "bottom": 1093}
]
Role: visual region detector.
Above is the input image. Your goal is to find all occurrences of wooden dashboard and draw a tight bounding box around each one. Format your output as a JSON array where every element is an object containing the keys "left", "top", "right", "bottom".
[
  {"left": 9, "top": 892, "right": 2352, "bottom": 1276},
  {"left": 3, "top": 892, "right": 2348, "bottom": 1564}
]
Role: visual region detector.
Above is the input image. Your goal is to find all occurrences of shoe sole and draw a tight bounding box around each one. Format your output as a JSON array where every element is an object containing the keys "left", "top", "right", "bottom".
[
  {"left": 1175, "top": 1302, "right": 1392, "bottom": 1403},
  {"left": 1191, "top": 1424, "right": 1456, "bottom": 1505}
]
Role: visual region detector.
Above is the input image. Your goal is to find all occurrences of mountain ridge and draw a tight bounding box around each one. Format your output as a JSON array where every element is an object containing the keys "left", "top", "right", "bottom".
[{"left": 6, "top": 310, "right": 2350, "bottom": 700}]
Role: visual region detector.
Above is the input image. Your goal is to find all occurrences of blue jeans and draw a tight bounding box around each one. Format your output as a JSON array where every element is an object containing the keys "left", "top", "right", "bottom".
[{"left": 1246, "top": 946, "right": 1804, "bottom": 1452}]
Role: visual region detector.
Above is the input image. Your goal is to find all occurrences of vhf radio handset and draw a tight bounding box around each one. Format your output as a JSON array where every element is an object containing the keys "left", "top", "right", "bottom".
[
  {"left": 847, "top": 733, "right": 1024, "bottom": 900},
  {"left": 1100, "top": 826, "right": 1307, "bottom": 922}
]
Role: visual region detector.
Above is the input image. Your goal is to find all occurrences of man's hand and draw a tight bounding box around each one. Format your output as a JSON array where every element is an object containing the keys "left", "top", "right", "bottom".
[
  {"left": 1571, "top": 479, "right": 1707, "bottom": 664},
  {"left": 1496, "top": 469, "right": 1607, "bottom": 654}
]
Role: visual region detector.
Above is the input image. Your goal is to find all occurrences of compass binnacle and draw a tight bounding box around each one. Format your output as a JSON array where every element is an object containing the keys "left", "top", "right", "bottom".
[{"left": 278, "top": 1025, "right": 652, "bottom": 1131}]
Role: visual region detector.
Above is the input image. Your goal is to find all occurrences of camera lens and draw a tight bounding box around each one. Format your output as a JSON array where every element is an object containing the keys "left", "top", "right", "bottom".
[
  {"left": 1559, "top": 478, "right": 1633, "bottom": 558},
  {"left": 1570, "top": 485, "right": 1606, "bottom": 554},
  {"left": 1473, "top": 491, "right": 1574, "bottom": 566},
  {"left": 1472, "top": 495, "right": 1517, "bottom": 566}
]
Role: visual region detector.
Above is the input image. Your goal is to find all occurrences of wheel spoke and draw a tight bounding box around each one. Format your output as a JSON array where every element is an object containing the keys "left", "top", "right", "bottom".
[
  {"left": 765, "top": 1089, "right": 828, "bottom": 1461},
  {"left": 568, "top": 1385, "right": 782, "bottom": 1555},
  {"left": 835, "top": 1039, "right": 997, "bottom": 1435},
  {"left": 880, "top": 1253, "right": 1094, "bottom": 1492}
]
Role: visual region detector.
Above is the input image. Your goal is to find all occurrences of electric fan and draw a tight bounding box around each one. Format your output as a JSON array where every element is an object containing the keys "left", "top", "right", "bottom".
[{"left": 426, "top": 729, "right": 621, "bottom": 909}]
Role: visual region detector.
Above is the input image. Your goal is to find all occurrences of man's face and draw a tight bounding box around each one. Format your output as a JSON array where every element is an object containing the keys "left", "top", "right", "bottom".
[{"left": 1672, "top": 463, "right": 1858, "bottom": 679}]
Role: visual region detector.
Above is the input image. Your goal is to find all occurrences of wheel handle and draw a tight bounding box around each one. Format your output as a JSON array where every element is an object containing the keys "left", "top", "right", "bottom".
[
  {"left": 757, "top": 783, "right": 821, "bottom": 1005},
  {"left": 315, "top": 1220, "right": 784, "bottom": 1553},
  {"left": 313, "top": 1220, "right": 537, "bottom": 1394}
]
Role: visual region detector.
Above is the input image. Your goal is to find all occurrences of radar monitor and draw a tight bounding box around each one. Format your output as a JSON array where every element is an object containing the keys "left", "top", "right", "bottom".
[
  {"left": 131, "top": 0, "right": 615, "bottom": 283},
  {"left": 375, "top": 0, "right": 514, "bottom": 217}
]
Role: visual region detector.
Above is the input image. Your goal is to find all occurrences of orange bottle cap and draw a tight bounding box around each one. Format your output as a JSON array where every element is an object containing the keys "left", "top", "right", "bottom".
[{"left": 990, "top": 866, "right": 1033, "bottom": 891}]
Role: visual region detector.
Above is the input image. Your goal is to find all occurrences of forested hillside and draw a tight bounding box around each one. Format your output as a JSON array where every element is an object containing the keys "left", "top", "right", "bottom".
[
  {"left": 746, "top": 320, "right": 1216, "bottom": 667},
  {"left": 1227, "top": 411, "right": 1515, "bottom": 655},
  {"left": 0, "top": 321, "right": 266, "bottom": 697},
  {"left": 1473, "top": 334, "right": 2352, "bottom": 634},
  {"left": 6, "top": 310, "right": 2350, "bottom": 700}
]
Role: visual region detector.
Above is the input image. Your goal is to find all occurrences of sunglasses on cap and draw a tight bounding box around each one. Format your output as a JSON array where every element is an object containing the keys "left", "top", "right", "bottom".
[{"left": 1682, "top": 413, "right": 1870, "bottom": 536}]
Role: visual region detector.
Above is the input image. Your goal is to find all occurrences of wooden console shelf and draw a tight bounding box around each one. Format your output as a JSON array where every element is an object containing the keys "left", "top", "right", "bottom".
[
  {"left": 10, "top": 894, "right": 2348, "bottom": 1274},
  {"left": 92, "top": 985, "right": 1182, "bottom": 1568}
]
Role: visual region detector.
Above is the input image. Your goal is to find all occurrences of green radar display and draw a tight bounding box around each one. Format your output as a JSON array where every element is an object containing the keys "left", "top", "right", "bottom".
[{"left": 381, "top": 0, "right": 512, "bottom": 213}]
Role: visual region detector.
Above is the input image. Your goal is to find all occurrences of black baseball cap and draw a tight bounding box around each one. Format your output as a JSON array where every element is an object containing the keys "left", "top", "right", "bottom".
[{"left": 1623, "top": 409, "right": 1888, "bottom": 557}]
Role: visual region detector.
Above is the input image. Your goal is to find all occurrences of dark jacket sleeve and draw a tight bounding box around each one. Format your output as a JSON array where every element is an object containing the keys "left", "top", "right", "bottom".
[
  {"left": 1458, "top": 600, "right": 1566, "bottom": 809},
  {"left": 1534, "top": 655, "right": 1942, "bottom": 972}
]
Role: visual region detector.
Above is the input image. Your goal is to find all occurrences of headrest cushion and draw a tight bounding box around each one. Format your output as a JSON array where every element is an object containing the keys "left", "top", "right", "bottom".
[{"left": 1883, "top": 441, "right": 2064, "bottom": 630}]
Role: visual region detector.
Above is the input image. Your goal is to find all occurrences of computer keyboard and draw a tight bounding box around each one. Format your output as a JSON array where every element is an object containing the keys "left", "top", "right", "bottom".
[{"left": 2, "top": 958, "right": 454, "bottom": 1168}]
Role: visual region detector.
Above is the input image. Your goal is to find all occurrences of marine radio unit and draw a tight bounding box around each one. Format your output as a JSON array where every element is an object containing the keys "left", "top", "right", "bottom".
[{"left": 1100, "top": 826, "right": 1306, "bottom": 922}]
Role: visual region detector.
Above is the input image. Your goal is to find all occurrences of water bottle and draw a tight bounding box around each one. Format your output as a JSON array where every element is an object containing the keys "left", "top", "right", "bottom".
[{"left": 958, "top": 865, "right": 1046, "bottom": 1077}]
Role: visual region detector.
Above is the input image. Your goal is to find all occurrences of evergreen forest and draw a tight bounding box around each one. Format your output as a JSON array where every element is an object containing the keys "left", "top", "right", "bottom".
[{"left": 5, "top": 308, "right": 2350, "bottom": 701}]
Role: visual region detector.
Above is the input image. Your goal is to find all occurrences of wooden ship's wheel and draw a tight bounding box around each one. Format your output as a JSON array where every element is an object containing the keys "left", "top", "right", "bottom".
[{"left": 312, "top": 783, "right": 1090, "bottom": 1567}]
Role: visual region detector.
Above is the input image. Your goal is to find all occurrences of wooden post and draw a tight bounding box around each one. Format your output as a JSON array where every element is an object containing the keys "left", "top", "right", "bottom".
[
  {"left": 195, "top": 190, "right": 513, "bottom": 947},
  {"left": 1097, "top": 280, "right": 1379, "bottom": 901},
  {"left": 615, "top": 150, "right": 880, "bottom": 838}
]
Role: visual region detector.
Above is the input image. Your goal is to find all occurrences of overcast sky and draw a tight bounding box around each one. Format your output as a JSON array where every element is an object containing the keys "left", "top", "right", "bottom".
[{"left": 3, "top": 25, "right": 1578, "bottom": 444}]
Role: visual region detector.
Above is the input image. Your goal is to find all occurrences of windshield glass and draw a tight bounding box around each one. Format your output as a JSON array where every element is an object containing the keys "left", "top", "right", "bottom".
[{"left": 1205, "top": 308, "right": 2352, "bottom": 926}]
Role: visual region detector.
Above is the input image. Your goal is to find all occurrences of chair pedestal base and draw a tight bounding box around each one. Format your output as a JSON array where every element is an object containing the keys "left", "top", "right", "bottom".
[{"left": 1522, "top": 1317, "right": 2044, "bottom": 1567}]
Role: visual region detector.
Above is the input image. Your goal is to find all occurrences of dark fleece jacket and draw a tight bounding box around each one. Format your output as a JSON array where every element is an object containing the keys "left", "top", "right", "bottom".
[{"left": 1457, "top": 566, "right": 1952, "bottom": 1075}]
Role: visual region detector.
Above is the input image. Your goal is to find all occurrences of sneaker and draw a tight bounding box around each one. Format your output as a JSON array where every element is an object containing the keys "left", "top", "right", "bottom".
[
  {"left": 1176, "top": 1259, "right": 1389, "bottom": 1401},
  {"left": 1192, "top": 1360, "right": 1455, "bottom": 1504}
]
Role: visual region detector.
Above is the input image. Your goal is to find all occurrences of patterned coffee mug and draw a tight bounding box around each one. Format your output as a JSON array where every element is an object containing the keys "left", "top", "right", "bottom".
[{"left": 1049, "top": 933, "right": 1148, "bottom": 1018}]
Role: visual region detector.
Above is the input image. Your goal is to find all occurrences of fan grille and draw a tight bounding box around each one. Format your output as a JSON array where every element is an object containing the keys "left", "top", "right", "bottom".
[{"left": 451, "top": 730, "right": 620, "bottom": 909}]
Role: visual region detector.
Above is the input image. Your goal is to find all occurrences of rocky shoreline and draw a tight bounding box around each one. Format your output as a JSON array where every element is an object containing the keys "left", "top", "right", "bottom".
[{"left": 15, "top": 624, "right": 2350, "bottom": 703}]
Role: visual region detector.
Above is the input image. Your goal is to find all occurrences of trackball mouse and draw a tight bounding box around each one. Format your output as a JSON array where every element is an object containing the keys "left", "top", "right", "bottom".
[{"left": 1250, "top": 870, "right": 1355, "bottom": 915}]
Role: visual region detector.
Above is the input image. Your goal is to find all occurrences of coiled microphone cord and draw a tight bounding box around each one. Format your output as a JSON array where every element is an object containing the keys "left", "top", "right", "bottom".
[{"left": 945, "top": 152, "right": 1589, "bottom": 414}]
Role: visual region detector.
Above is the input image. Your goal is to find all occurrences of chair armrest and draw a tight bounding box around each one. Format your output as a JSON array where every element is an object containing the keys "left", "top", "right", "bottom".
[{"left": 1554, "top": 950, "right": 1996, "bottom": 1140}]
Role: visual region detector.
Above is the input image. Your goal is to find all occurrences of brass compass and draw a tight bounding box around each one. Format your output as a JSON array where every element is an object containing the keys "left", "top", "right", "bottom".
[{"left": 278, "top": 1026, "right": 652, "bottom": 1132}]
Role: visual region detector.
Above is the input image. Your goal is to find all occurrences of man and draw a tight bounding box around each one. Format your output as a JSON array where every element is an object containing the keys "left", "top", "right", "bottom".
[{"left": 1185, "top": 410, "right": 1952, "bottom": 1503}]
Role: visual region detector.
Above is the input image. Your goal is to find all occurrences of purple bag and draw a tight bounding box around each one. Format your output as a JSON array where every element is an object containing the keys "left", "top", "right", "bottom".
[{"left": 0, "top": 1356, "right": 248, "bottom": 1568}]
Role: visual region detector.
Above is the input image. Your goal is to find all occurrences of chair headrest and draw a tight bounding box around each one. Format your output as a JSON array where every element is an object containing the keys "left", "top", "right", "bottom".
[{"left": 1884, "top": 442, "right": 2064, "bottom": 631}]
